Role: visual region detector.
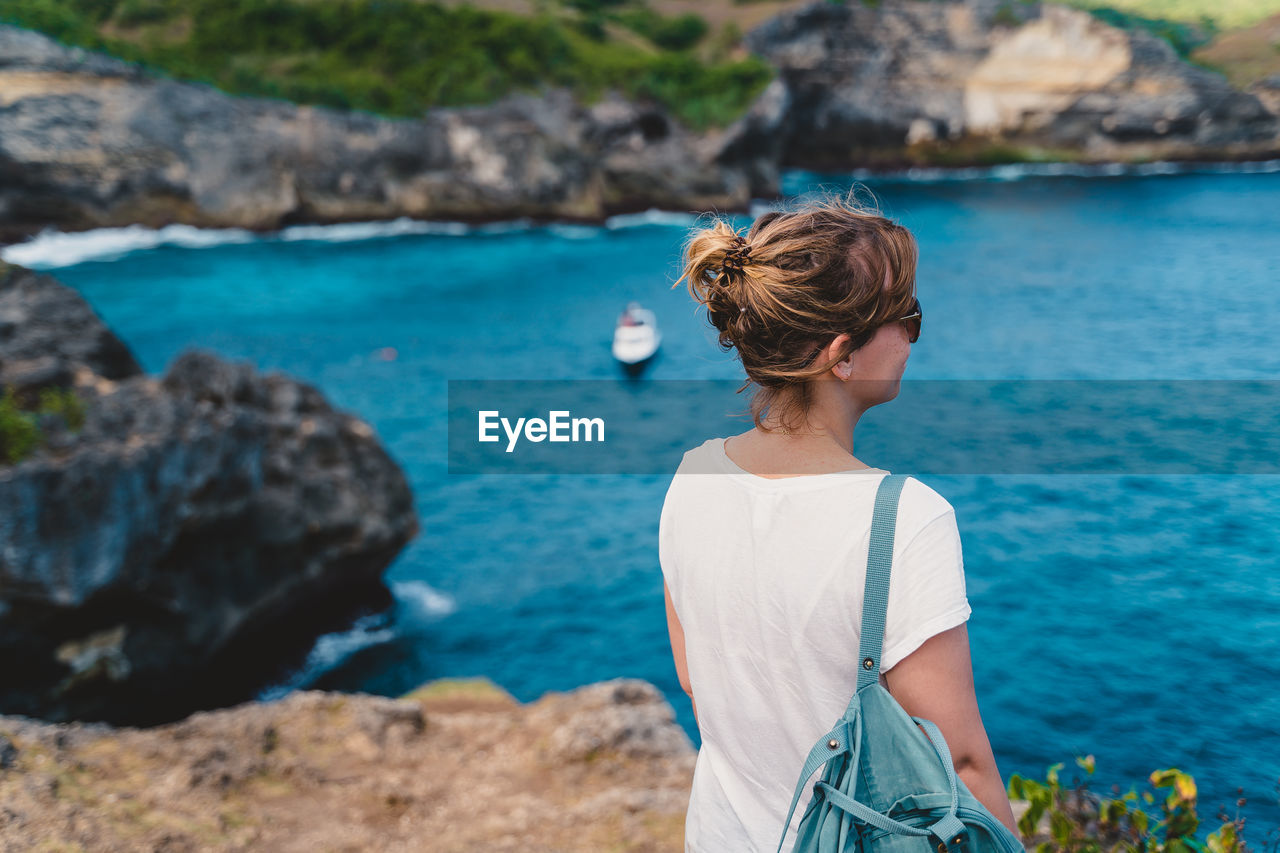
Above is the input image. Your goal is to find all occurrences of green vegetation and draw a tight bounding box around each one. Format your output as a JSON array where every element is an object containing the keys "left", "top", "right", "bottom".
[
  {"left": 0, "top": 386, "right": 86, "bottom": 464},
  {"left": 1010, "top": 757, "right": 1277, "bottom": 853},
  {"left": 1059, "top": 0, "right": 1280, "bottom": 31},
  {"left": 902, "top": 139, "right": 1090, "bottom": 168},
  {"left": 1053, "top": 1, "right": 1280, "bottom": 81},
  {"left": 1081, "top": 6, "right": 1218, "bottom": 58},
  {"left": 0, "top": 0, "right": 771, "bottom": 130},
  {"left": 992, "top": 2, "right": 1024, "bottom": 29},
  {"left": 615, "top": 8, "right": 708, "bottom": 51}
]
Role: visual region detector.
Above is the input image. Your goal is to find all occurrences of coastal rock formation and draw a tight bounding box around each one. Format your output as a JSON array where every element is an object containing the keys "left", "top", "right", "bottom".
[
  {"left": 0, "top": 259, "right": 141, "bottom": 396},
  {"left": 719, "top": 0, "right": 1280, "bottom": 185},
  {"left": 0, "top": 24, "right": 747, "bottom": 241},
  {"left": 0, "top": 677, "right": 696, "bottom": 852},
  {"left": 3, "top": 2, "right": 1279, "bottom": 236},
  {"left": 0, "top": 262, "right": 417, "bottom": 725}
]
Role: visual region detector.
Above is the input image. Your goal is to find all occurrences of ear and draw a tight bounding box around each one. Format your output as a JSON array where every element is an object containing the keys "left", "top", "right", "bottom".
[{"left": 824, "top": 334, "right": 854, "bottom": 380}]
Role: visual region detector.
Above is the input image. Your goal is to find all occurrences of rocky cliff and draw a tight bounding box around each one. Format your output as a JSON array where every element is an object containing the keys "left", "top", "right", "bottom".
[
  {"left": 0, "top": 261, "right": 418, "bottom": 725},
  {"left": 0, "top": 24, "right": 747, "bottom": 242},
  {"left": 0, "top": 677, "right": 696, "bottom": 852},
  {"left": 3, "top": 2, "right": 1280, "bottom": 240},
  {"left": 719, "top": 0, "right": 1280, "bottom": 186}
]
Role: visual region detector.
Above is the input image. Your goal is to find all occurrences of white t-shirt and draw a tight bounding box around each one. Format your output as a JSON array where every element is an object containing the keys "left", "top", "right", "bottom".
[{"left": 658, "top": 437, "right": 972, "bottom": 853}]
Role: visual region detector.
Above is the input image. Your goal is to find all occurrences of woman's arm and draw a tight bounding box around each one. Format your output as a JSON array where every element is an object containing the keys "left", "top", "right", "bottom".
[
  {"left": 883, "top": 623, "right": 1018, "bottom": 836},
  {"left": 663, "top": 580, "right": 698, "bottom": 724}
]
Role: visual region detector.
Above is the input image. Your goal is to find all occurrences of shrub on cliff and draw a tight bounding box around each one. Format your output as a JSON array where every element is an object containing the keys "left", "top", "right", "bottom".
[
  {"left": 0, "top": 386, "right": 85, "bottom": 465},
  {"left": 1011, "top": 757, "right": 1279, "bottom": 853}
]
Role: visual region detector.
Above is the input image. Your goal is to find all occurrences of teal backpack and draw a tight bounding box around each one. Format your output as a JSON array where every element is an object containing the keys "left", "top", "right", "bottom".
[{"left": 776, "top": 474, "right": 1026, "bottom": 853}]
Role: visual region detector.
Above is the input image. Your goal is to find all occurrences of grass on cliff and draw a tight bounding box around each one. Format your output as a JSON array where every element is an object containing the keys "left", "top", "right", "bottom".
[
  {"left": 1054, "top": 0, "right": 1280, "bottom": 86},
  {"left": 0, "top": 386, "right": 86, "bottom": 465},
  {"left": 1059, "top": 0, "right": 1280, "bottom": 31},
  {"left": 989, "top": 0, "right": 1279, "bottom": 86},
  {"left": 0, "top": 0, "right": 772, "bottom": 130}
]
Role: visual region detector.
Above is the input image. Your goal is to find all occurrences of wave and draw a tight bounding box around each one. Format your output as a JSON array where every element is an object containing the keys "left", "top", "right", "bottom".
[
  {"left": 604, "top": 208, "right": 703, "bottom": 229},
  {"left": 545, "top": 223, "right": 602, "bottom": 240},
  {"left": 3, "top": 211, "right": 706, "bottom": 269},
  {"left": 391, "top": 579, "right": 458, "bottom": 619},
  {"left": 252, "top": 580, "right": 457, "bottom": 701},
  {"left": 278, "top": 217, "right": 472, "bottom": 242},
  {"left": 254, "top": 611, "right": 396, "bottom": 702},
  {"left": 1, "top": 217, "right": 486, "bottom": 268},
  {"left": 796, "top": 158, "right": 1280, "bottom": 186},
  {"left": 6, "top": 161, "right": 1276, "bottom": 268},
  {"left": 0, "top": 223, "right": 258, "bottom": 268}
]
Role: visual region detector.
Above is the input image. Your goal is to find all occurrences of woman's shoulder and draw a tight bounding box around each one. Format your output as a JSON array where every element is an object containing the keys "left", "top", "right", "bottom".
[
  {"left": 674, "top": 437, "right": 723, "bottom": 473},
  {"left": 895, "top": 475, "right": 960, "bottom": 531}
]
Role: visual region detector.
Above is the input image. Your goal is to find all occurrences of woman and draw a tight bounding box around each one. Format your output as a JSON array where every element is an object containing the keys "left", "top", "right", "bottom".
[{"left": 658, "top": 195, "right": 1018, "bottom": 852}]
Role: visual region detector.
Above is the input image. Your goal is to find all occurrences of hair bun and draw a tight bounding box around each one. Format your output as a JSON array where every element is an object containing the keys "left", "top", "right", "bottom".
[{"left": 722, "top": 235, "right": 752, "bottom": 275}]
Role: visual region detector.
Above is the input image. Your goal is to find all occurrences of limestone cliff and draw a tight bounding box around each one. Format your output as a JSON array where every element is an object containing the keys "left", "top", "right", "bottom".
[
  {"left": 0, "top": 677, "right": 696, "bottom": 852},
  {"left": 718, "top": 0, "right": 1280, "bottom": 189},
  {"left": 0, "top": 24, "right": 747, "bottom": 241},
  {"left": 3, "top": 2, "right": 1279, "bottom": 237}
]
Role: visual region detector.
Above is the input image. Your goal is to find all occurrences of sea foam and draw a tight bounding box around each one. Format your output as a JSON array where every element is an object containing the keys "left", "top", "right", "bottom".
[
  {"left": 1, "top": 223, "right": 257, "bottom": 268},
  {"left": 6, "top": 160, "right": 1277, "bottom": 269}
]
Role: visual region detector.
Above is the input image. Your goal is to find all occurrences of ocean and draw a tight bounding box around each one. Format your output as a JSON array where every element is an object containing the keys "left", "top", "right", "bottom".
[{"left": 8, "top": 161, "right": 1280, "bottom": 829}]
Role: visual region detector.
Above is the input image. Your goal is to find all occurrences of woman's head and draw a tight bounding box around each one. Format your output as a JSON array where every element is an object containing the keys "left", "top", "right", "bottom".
[{"left": 675, "top": 192, "right": 919, "bottom": 432}]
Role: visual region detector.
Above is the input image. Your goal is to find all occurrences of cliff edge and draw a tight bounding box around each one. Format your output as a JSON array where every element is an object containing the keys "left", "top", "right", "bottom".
[{"left": 0, "top": 677, "right": 696, "bottom": 852}]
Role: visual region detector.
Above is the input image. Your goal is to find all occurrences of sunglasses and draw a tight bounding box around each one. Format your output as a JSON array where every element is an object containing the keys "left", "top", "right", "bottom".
[
  {"left": 897, "top": 298, "right": 922, "bottom": 343},
  {"left": 820, "top": 298, "right": 923, "bottom": 366}
]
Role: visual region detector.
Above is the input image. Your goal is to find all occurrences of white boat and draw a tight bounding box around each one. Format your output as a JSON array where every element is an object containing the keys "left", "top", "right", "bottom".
[{"left": 612, "top": 302, "right": 661, "bottom": 375}]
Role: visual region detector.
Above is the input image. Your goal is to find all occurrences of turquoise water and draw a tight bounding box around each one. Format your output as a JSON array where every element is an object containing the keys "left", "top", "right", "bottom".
[{"left": 15, "top": 168, "right": 1280, "bottom": 827}]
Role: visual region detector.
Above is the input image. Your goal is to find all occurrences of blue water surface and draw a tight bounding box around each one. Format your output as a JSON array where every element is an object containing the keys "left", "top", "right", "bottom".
[{"left": 27, "top": 170, "right": 1280, "bottom": 827}]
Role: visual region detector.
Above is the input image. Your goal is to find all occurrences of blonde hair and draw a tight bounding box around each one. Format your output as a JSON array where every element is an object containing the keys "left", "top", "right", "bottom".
[{"left": 674, "top": 192, "right": 918, "bottom": 432}]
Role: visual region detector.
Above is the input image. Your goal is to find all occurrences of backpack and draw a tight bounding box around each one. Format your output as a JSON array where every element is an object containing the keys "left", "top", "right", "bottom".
[{"left": 775, "top": 474, "right": 1026, "bottom": 853}]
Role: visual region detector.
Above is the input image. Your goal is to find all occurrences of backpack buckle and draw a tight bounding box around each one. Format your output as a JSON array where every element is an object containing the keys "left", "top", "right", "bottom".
[{"left": 933, "top": 828, "right": 968, "bottom": 853}]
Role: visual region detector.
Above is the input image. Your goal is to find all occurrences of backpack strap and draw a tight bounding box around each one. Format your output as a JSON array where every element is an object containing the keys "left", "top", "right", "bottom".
[
  {"left": 855, "top": 474, "right": 909, "bottom": 692},
  {"left": 775, "top": 473, "right": 911, "bottom": 853}
]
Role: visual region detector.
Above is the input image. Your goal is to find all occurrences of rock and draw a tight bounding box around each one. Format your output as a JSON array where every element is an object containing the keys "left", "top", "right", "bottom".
[
  {"left": 0, "top": 264, "right": 417, "bottom": 725},
  {"left": 0, "top": 677, "right": 695, "bottom": 851},
  {"left": 720, "top": 0, "right": 1280, "bottom": 171},
  {"left": 1249, "top": 74, "right": 1280, "bottom": 117},
  {"left": 0, "top": 263, "right": 142, "bottom": 401},
  {"left": 534, "top": 678, "right": 696, "bottom": 761},
  {"left": 2, "top": 3, "right": 1277, "bottom": 236},
  {"left": 354, "top": 697, "right": 426, "bottom": 748},
  {"left": 1, "top": 2, "right": 1278, "bottom": 238},
  {"left": 0, "top": 25, "right": 752, "bottom": 241}
]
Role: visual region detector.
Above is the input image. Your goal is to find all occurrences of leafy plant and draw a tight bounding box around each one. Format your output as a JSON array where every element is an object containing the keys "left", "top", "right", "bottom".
[
  {"left": 39, "top": 386, "right": 87, "bottom": 432},
  {"left": 615, "top": 8, "right": 708, "bottom": 51},
  {"left": 0, "top": 387, "right": 41, "bottom": 465},
  {"left": 0, "top": 386, "right": 87, "bottom": 464},
  {"left": 1007, "top": 757, "right": 1275, "bottom": 853}
]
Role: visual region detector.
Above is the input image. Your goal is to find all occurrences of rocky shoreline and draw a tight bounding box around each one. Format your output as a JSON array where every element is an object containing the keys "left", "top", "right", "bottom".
[
  {"left": 0, "top": 23, "right": 751, "bottom": 244},
  {"left": 0, "top": 677, "right": 697, "bottom": 852},
  {"left": 3, "top": 0, "right": 1279, "bottom": 242},
  {"left": 730, "top": 1, "right": 1280, "bottom": 178}
]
